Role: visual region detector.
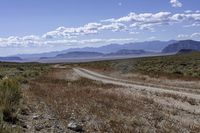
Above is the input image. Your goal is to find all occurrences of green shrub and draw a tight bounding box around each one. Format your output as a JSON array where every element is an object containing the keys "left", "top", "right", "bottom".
[{"left": 0, "top": 78, "right": 21, "bottom": 124}]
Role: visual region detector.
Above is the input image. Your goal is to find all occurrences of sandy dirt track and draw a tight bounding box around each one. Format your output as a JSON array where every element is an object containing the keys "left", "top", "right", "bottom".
[{"left": 74, "top": 68, "right": 200, "bottom": 101}]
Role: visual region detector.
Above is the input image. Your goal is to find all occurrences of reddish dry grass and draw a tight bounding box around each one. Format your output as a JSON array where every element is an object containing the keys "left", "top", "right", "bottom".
[{"left": 28, "top": 68, "right": 200, "bottom": 133}]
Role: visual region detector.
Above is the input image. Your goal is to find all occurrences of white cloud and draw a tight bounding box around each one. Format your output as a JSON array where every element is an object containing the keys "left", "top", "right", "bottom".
[
  {"left": 42, "top": 22, "right": 127, "bottom": 39},
  {"left": 104, "top": 12, "right": 200, "bottom": 31},
  {"left": 99, "top": 23, "right": 127, "bottom": 31},
  {"left": 109, "top": 12, "right": 200, "bottom": 24},
  {"left": 177, "top": 34, "right": 189, "bottom": 38},
  {"left": 104, "top": 12, "right": 173, "bottom": 31},
  {"left": 22, "top": 35, "right": 40, "bottom": 41},
  {"left": 43, "top": 23, "right": 102, "bottom": 39},
  {"left": 170, "top": 0, "right": 182, "bottom": 8},
  {"left": 45, "top": 38, "right": 136, "bottom": 44},
  {"left": 177, "top": 33, "right": 200, "bottom": 39},
  {"left": 185, "top": 10, "right": 192, "bottom": 13},
  {"left": 129, "top": 31, "right": 139, "bottom": 35},
  {"left": 116, "top": 12, "right": 172, "bottom": 23},
  {"left": 0, "top": 36, "right": 137, "bottom": 48},
  {"left": 0, "top": 35, "right": 42, "bottom": 48},
  {"left": 191, "top": 33, "right": 200, "bottom": 38},
  {"left": 196, "top": 10, "right": 200, "bottom": 13}
]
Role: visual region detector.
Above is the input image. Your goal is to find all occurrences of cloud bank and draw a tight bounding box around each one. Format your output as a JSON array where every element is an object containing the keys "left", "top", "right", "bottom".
[{"left": 0, "top": 11, "right": 200, "bottom": 48}]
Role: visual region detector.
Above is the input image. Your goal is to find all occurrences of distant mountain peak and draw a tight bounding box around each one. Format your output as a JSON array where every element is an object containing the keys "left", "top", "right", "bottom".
[{"left": 162, "top": 40, "right": 200, "bottom": 53}]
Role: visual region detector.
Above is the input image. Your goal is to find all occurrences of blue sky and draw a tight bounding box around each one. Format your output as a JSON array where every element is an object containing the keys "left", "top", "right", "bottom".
[{"left": 0, "top": 0, "right": 200, "bottom": 56}]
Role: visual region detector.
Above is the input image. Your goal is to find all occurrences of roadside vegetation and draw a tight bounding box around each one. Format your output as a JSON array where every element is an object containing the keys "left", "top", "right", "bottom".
[
  {"left": 135, "top": 52, "right": 200, "bottom": 79},
  {"left": 0, "top": 62, "right": 49, "bottom": 132},
  {"left": 76, "top": 52, "right": 200, "bottom": 80}
]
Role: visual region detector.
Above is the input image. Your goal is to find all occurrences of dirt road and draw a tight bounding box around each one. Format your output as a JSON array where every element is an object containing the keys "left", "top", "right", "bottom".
[
  {"left": 74, "top": 68, "right": 200, "bottom": 100},
  {"left": 74, "top": 68, "right": 200, "bottom": 115}
]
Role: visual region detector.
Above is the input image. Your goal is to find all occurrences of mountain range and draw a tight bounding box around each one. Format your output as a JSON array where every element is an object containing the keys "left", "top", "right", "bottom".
[
  {"left": 0, "top": 56, "right": 22, "bottom": 62},
  {"left": 15, "top": 40, "right": 176, "bottom": 60},
  {"left": 1, "top": 40, "right": 200, "bottom": 62}
]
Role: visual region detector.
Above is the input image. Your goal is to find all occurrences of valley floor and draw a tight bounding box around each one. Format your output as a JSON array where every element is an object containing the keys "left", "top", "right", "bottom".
[{"left": 20, "top": 65, "right": 200, "bottom": 133}]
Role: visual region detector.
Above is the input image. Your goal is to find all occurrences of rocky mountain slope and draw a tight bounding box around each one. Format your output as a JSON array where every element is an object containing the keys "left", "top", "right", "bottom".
[{"left": 162, "top": 40, "right": 200, "bottom": 53}]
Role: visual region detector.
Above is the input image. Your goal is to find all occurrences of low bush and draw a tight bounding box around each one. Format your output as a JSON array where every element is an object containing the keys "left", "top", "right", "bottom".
[{"left": 0, "top": 78, "right": 21, "bottom": 124}]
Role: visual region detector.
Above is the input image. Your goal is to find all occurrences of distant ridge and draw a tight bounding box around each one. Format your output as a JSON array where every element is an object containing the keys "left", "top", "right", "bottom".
[
  {"left": 65, "top": 40, "right": 176, "bottom": 54},
  {"left": 56, "top": 51, "right": 104, "bottom": 58},
  {"left": 162, "top": 40, "right": 200, "bottom": 53},
  {"left": 0, "top": 56, "right": 22, "bottom": 61},
  {"left": 16, "top": 40, "right": 176, "bottom": 60},
  {"left": 107, "top": 49, "right": 153, "bottom": 56}
]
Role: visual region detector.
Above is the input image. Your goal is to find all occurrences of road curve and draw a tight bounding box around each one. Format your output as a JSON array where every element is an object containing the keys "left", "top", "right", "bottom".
[{"left": 73, "top": 68, "right": 200, "bottom": 101}]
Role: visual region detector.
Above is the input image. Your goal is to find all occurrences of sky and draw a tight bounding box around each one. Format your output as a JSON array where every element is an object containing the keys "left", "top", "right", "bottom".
[{"left": 0, "top": 0, "right": 200, "bottom": 56}]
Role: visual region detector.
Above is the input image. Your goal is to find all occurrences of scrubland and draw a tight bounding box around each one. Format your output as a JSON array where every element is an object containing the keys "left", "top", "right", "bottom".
[
  {"left": 0, "top": 52, "right": 200, "bottom": 132},
  {"left": 26, "top": 67, "right": 200, "bottom": 132},
  {"left": 0, "top": 62, "right": 49, "bottom": 132}
]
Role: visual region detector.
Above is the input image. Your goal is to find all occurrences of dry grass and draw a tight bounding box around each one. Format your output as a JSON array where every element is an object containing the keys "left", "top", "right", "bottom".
[
  {"left": 0, "top": 78, "right": 22, "bottom": 132},
  {"left": 0, "top": 62, "right": 49, "bottom": 132},
  {"left": 28, "top": 68, "right": 200, "bottom": 132}
]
